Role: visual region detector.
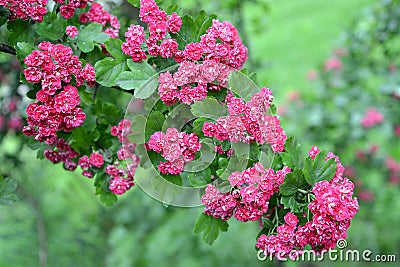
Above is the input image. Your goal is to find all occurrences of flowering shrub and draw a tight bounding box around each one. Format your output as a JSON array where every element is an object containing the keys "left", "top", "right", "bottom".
[
  {"left": 0, "top": 0, "right": 360, "bottom": 258},
  {"left": 281, "top": 0, "right": 400, "bottom": 253}
]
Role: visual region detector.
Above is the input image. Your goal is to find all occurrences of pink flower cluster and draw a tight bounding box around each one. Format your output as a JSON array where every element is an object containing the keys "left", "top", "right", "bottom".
[
  {"left": 22, "top": 42, "right": 95, "bottom": 144},
  {"left": 109, "top": 120, "right": 139, "bottom": 194},
  {"left": 139, "top": 0, "right": 181, "bottom": 56},
  {"left": 0, "top": 0, "right": 48, "bottom": 22},
  {"left": 256, "top": 212, "right": 301, "bottom": 260},
  {"left": 386, "top": 156, "right": 400, "bottom": 184},
  {"left": 157, "top": 60, "right": 232, "bottom": 105},
  {"left": 106, "top": 164, "right": 135, "bottom": 195},
  {"left": 79, "top": 2, "right": 120, "bottom": 38},
  {"left": 23, "top": 84, "right": 85, "bottom": 141},
  {"left": 122, "top": 0, "right": 247, "bottom": 105},
  {"left": 121, "top": 24, "right": 147, "bottom": 62},
  {"left": 0, "top": 97, "right": 23, "bottom": 132},
  {"left": 157, "top": 18, "right": 248, "bottom": 105},
  {"left": 42, "top": 138, "right": 78, "bottom": 171},
  {"left": 77, "top": 153, "right": 105, "bottom": 178},
  {"left": 146, "top": 128, "right": 201, "bottom": 175},
  {"left": 202, "top": 163, "right": 291, "bottom": 222},
  {"left": 202, "top": 88, "right": 286, "bottom": 152},
  {"left": 361, "top": 107, "right": 384, "bottom": 128},
  {"left": 121, "top": 0, "right": 182, "bottom": 62},
  {"left": 256, "top": 148, "right": 359, "bottom": 259},
  {"left": 54, "top": 0, "right": 88, "bottom": 19}
]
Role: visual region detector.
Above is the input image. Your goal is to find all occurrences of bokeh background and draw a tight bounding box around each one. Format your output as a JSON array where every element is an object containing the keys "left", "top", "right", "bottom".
[{"left": 1, "top": 0, "right": 399, "bottom": 266}]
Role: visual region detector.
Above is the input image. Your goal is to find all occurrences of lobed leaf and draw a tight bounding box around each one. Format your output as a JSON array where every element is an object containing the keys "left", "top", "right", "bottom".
[
  {"left": 94, "top": 57, "right": 127, "bottom": 87},
  {"left": 303, "top": 152, "right": 337, "bottom": 185},
  {"left": 190, "top": 97, "right": 228, "bottom": 120},
  {"left": 227, "top": 71, "right": 260, "bottom": 102},
  {"left": 281, "top": 136, "right": 301, "bottom": 168},
  {"left": 279, "top": 168, "right": 307, "bottom": 196},
  {"left": 104, "top": 38, "right": 128, "bottom": 61},
  {"left": 194, "top": 213, "right": 229, "bottom": 245},
  {"left": 76, "top": 23, "right": 110, "bottom": 53}
]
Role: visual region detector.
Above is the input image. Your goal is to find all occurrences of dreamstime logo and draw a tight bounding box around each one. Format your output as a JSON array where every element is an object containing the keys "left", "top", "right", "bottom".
[
  {"left": 257, "top": 239, "right": 398, "bottom": 263},
  {"left": 123, "top": 64, "right": 276, "bottom": 207}
]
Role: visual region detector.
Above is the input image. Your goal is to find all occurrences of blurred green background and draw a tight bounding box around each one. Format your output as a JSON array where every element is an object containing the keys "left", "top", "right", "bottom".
[{"left": 1, "top": 0, "right": 400, "bottom": 266}]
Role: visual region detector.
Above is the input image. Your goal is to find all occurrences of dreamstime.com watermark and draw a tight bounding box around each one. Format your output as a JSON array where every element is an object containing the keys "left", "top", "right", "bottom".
[{"left": 257, "top": 239, "right": 397, "bottom": 263}]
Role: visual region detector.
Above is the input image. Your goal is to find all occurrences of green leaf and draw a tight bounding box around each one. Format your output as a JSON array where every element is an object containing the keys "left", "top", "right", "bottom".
[
  {"left": 126, "top": 0, "right": 140, "bottom": 7},
  {"left": 94, "top": 57, "right": 127, "bottom": 87},
  {"left": 0, "top": 194, "right": 17, "bottom": 205},
  {"left": 228, "top": 71, "right": 260, "bottom": 102},
  {"left": 116, "top": 60, "right": 159, "bottom": 99},
  {"left": 303, "top": 152, "right": 337, "bottom": 185},
  {"left": 99, "top": 192, "right": 117, "bottom": 206},
  {"left": 194, "top": 213, "right": 228, "bottom": 245},
  {"left": 170, "top": 15, "right": 197, "bottom": 49},
  {"left": 7, "top": 19, "right": 33, "bottom": 47},
  {"left": 15, "top": 42, "right": 35, "bottom": 63},
  {"left": 70, "top": 127, "right": 94, "bottom": 154},
  {"left": 96, "top": 102, "right": 122, "bottom": 125},
  {"left": 214, "top": 179, "right": 232, "bottom": 194},
  {"left": 181, "top": 168, "right": 211, "bottom": 188},
  {"left": 279, "top": 168, "right": 307, "bottom": 196},
  {"left": 281, "top": 137, "right": 301, "bottom": 168},
  {"left": 0, "top": 8, "right": 8, "bottom": 27},
  {"left": 191, "top": 97, "right": 228, "bottom": 120},
  {"left": 76, "top": 23, "right": 110, "bottom": 53},
  {"left": 104, "top": 38, "right": 127, "bottom": 61},
  {"left": 280, "top": 195, "right": 299, "bottom": 212},
  {"left": 195, "top": 11, "right": 216, "bottom": 41},
  {"left": 220, "top": 156, "right": 248, "bottom": 180},
  {"left": 166, "top": 4, "right": 179, "bottom": 14},
  {"left": 145, "top": 111, "right": 165, "bottom": 141},
  {"left": 192, "top": 118, "right": 208, "bottom": 137},
  {"left": 34, "top": 13, "right": 67, "bottom": 40},
  {"left": 0, "top": 178, "right": 17, "bottom": 194},
  {"left": 231, "top": 142, "right": 249, "bottom": 159},
  {"left": 129, "top": 115, "right": 147, "bottom": 144}
]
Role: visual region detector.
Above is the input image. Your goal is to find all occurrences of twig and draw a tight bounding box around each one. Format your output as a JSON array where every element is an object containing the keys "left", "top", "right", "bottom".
[
  {"left": 0, "top": 43, "right": 16, "bottom": 55},
  {"left": 92, "top": 84, "right": 98, "bottom": 100},
  {"left": 19, "top": 183, "right": 48, "bottom": 267}
]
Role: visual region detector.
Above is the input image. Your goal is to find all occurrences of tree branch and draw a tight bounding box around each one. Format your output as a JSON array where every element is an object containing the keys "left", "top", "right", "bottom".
[{"left": 0, "top": 43, "right": 16, "bottom": 55}]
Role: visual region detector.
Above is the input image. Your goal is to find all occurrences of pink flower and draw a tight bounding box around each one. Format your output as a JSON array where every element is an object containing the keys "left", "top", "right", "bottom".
[
  {"left": 159, "top": 38, "right": 178, "bottom": 58},
  {"left": 184, "top": 42, "right": 204, "bottom": 61},
  {"left": 308, "top": 146, "right": 320, "bottom": 159},
  {"left": 167, "top": 12, "right": 182, "bottom": 33},
  {"left": 361, "top": 107, "right": 384, "bottom": 128},
  {"left": 109, "top": 177, "right": 134, "bottom": 195},
  {"left": 201, "top": 184, "right": 237, "bottom": 220},
  {"left": 395, "top": 125, "right": 400, "bottom": 137},
  {"left": 202, "top": 122, "right": 215, "bottom": 137},
  {"left": 66, "top": 26, "right": 78, "bottom": 38},
  {"left": 82, "top": 170, "right": 94, "bottom": 178},
  {"left": 284, "top": 212, "right": 299, "bottom": 228},
  {"left": 78, "top": 155, "right": 91, "bottom": 169},
  {"left": 324, "top": 57, "right": 342, "bottom": 72},
  {"left": 306, "top": 69, "right": 318, "bottom": 81},
  {"left": 24, "top": 67, "right": 43, "bottom": 83},
  {"left": 89, "top": 153, "right": 104, "bottom": 168},
  {"left": 60, "top": 4, "right": 75, "bottom": 19},
  {"left": 146, "top": 131, "right": 164, "bottom": 152}
]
